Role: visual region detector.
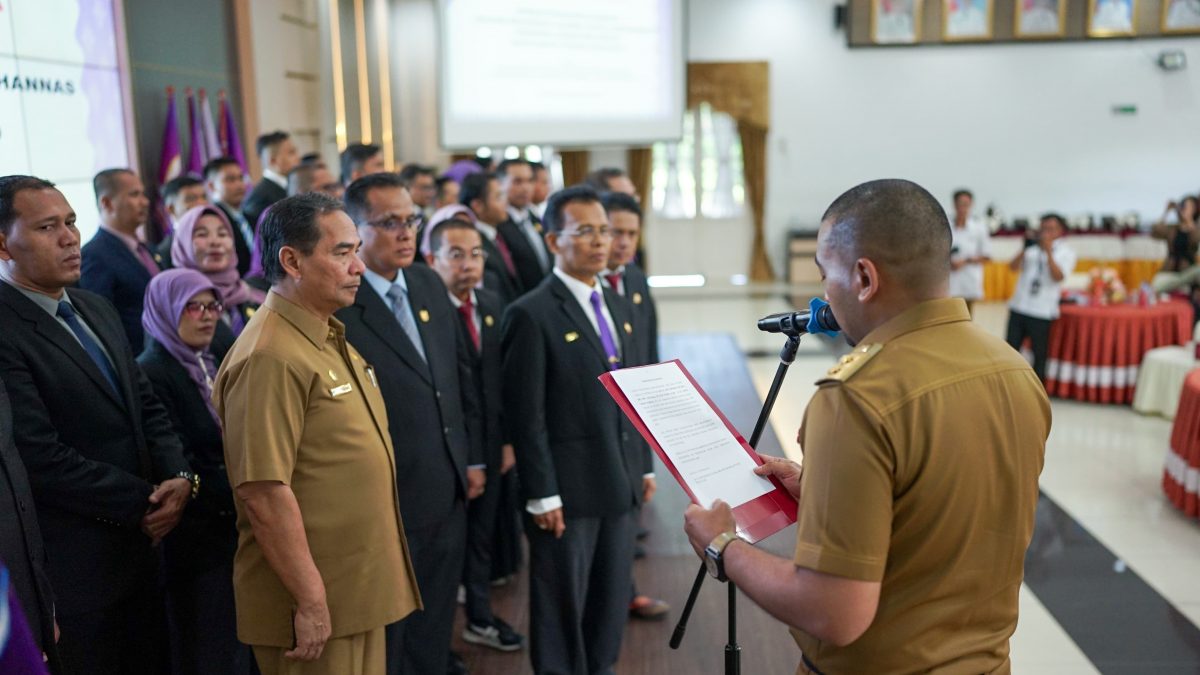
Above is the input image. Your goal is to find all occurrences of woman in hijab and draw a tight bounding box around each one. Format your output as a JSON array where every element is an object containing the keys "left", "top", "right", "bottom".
[
  {"left": 137, "top": 269, "right": 251, "bottom": 675},
  {"left": 170, "top": 205, "right": 265, "bottom": 346}
]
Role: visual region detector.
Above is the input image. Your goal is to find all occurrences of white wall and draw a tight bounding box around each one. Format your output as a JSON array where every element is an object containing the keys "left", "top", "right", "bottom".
[{"left": 689, "top": 0, "right": 1200, "bottom": 272}]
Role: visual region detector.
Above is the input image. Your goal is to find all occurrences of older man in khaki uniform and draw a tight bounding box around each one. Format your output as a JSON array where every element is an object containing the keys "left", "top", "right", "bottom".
[
  {"left": 216, "top": 193, "right": 420, "bottom": 675},
  {"left": 686, "top": 179, "right": 1049, "bottom": 674}
]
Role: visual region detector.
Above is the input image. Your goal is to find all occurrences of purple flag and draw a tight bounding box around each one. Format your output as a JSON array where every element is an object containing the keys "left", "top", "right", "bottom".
[
  {"left": 199, "top": 89, "right": 221, "bottom": 161},
  {"left": 157, "top": 87, "right": 182, "bottom": 186},
  {"left": 185, "top": 88, "right": 206, "bottom": 176},
  {"left": 218, "top": 91, "right": 249, "bottom": 175}
]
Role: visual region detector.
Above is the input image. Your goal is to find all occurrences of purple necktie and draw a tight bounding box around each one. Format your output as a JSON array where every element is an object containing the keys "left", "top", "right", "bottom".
[
  {"left": 136, "top": 243, "right": 160, "bottom": 276},
  {"left": 588, "top": 290, "right": 621, "bottom": 370}
]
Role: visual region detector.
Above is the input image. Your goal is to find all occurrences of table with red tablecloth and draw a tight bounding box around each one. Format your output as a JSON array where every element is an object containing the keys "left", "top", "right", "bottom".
[
  {"left": 1164, "top": 368, "right": 1200, "bottom": 521},
  {"left": 1044, "top": 301, "right": 1194, "bottom": 404}
]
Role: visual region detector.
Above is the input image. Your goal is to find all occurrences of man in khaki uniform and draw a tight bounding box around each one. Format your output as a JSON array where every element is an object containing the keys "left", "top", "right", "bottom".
[
  {"left": 685, "top": 179, "right": 1049, "bottom": 674},
  {"left": 215, "top": 193, "right": 421, "bottom": 675}
]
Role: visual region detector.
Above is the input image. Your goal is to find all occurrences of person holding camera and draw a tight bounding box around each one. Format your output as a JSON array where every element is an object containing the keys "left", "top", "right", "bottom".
[
  {"left": 1005, "top": 213, "right": 1076, "bottom": 382},
  {"left": 1150, "top": 195, "right": 1200, "bottom": 293}
]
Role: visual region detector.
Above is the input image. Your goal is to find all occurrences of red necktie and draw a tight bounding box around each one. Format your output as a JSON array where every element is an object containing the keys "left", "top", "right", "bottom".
[
  {"left": 605, "top": 273, "right": 622, "bottom": 296},
  {"left": 458, "top": 298, "right": 481, "bottom": 352},
  {"left": 494, "top": 234, "right": 518, "bottom": 278}
]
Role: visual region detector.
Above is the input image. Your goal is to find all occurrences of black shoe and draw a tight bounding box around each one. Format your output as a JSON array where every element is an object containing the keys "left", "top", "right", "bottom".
[
  {"left": 447, "top": 651, "right": 468, "bottom": 675},
  {"left": 463, "top": 618, "right": 525, "bottom": 652}
]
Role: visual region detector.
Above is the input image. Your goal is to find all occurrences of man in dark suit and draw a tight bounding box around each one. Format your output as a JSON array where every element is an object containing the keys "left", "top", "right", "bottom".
[
  {"left": 79, "top": 168, "right": 162, "bottom": 350},
  {"left": 0, "top": 375, "right": 60, "bottom": 670},
  {"left": 339, "top": 142, "right": 386, "bottom": 187},
  {"left": 0, "top": 175, "right": 196, "bottom": 674},
  {"left": 502, "top": 185, "right": 655, "bottom": 675},
  {"left": 336, "top": 173, "right": 484, "bottom": 675},
  {"left": 203, "top": 157, "right": 254, "bottom": 276},
  {"left": 497, "top": 159, "right": 551, "bottom": 292},
  {"left": 152, "top": 176, "right": 210, "bottom": 270},
  {"left": 426, "top": 219, "right": 525, "bottom": 655},
  {"left": 461, "top": 172, "right": 523, "bottom": 304},
  {"left": 241, "top": 131, "right": 300, "bottom": 229}
]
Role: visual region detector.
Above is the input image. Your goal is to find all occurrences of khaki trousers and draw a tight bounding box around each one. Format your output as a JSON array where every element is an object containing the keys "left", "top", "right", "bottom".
[{"left": 252, "top": 626, "right": 385, "bottom": 675}]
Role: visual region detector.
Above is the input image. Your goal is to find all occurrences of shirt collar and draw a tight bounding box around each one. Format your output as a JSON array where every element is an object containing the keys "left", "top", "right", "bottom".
[
  {"left": 262, "top": 169, "right": 288, "bottom": 190},
  {"left": 553, "top": 266, "right": 600, "bottom": 305},
  {"left": 262, "top": 290, "right": 342, "bottom": 350},
  {"left": 99, "top": 224, "right": 141, "bottom": 253},
  {"left": 606, "top": 264, "right": 626, "bottom": 276},
  {"left": 507, "top": 205, "right": 530, "bottom": 224},
  {"left": 859, "top": 297, "right": 971, "bottom": 346},
  {"left": 475, "top": 222, "right": 497, "bottom": 241},
  {"left": 447, "top": 288, "right": 477, "bottom": 309},
  {"left": 362, "top": 267, "right": 407, "bottom": 304},
  {"left": 219, "top": 201, "right": 247, "bottom": 223},
  {"left": 5, "top": 280, "right": 67, "bottom": 316}
]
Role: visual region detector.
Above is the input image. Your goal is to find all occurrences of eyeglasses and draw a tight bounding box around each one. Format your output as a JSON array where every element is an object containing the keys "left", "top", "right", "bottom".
[
  {"left": 366, "top": 214, "right": 423, "bottom": 232},
  {"left": 438, "top": 248, "right": 489, "bottom": 264},
  {"left": 559, "top": 225, "right": 613, "bottom": 243},
  {"left": 183, "top": 301, "right": 225, "bottom": 318}
]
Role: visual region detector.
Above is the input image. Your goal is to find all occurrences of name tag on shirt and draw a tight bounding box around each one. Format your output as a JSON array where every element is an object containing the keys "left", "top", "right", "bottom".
[{"left": 331, "top": 383, "right": 354, "bottom": 397}]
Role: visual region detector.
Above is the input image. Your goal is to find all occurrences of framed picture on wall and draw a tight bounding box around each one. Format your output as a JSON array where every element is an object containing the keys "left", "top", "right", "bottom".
[
  {"left": 1015, "top": 0, "right": 1067, "bottom": 37},
  {"left": 1162, "top": 0, "right": 1200, "bottom": 33},
  {"left": 871, "top": 0, "right": 922, "bottom": 44},
  {"left": 1088, "top": 0, "right": 1137, "bottom": 36},
  {"left": 943, "top": 0, "right": 993, "bottom": 40}
]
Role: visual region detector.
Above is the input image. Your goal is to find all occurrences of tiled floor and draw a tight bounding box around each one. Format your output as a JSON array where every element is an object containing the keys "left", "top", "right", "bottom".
[{"left": 655, "top": 292, "right": 1200, "bottom": 672}]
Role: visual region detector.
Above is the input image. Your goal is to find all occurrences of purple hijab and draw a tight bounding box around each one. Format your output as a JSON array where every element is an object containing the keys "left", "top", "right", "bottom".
[
  {"left": 442, "top": 160, "right": 482, "bottom": 184},
  {"left": 421, "top": 204, "right": 478, "bottom": 257},
  {"left": 142, "top": 269, "right": 222, "bottom": 428},
  {"left": 171, "top": 205, "right": 266, "bottom": 323}
]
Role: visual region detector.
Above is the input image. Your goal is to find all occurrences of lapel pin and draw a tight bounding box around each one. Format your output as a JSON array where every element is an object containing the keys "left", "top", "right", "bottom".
[
  {"left": 632, "top": 292, "right": 643, "bottom": 305},
  {"left": 418, "top": 309, "right": 430, "bottom": 323},
  {"left": 623, "top": 322, "right": 633, "bottom": 335},
  {"left": 485, "top": 315, "right": 495, "bottom": 327},
  {"left": 328, "top": 369, "right": 339, "bottom": 381},
  {"left": 565, "top": 331, "right": 579, "bottom": 343}
]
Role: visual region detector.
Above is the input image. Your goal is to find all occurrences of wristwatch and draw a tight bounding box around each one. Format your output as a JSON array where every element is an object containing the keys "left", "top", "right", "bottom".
[
  {"left": 175, "top": 471, "right": 201, "bottom": 501},
  {"left": 704, "top": 531, "right": 742, "bottom": 582}
]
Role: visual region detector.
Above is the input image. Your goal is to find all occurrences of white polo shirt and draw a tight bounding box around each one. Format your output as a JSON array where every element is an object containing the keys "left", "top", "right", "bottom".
[
  {"left": 949, "top": 217, "right": 991, "bottom": 301},
  {"left": 1009, "top": 240, "right": 1077, "bottom": 320}
]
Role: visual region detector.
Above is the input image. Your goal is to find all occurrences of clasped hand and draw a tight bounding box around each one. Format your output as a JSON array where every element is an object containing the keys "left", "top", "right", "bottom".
[{"left": 141, "top": 477, "right": 191, "bottom": 544}]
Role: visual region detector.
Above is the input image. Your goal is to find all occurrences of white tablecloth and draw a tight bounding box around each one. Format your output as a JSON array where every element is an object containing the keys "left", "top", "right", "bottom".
[{"left": 1133, "top": 345, "right": 1197, "bottom": 419}]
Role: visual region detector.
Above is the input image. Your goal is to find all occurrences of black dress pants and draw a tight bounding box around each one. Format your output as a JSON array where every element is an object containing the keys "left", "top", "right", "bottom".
[{"left": 1006, "top": 310, "right": 1053, "bottom": 381}]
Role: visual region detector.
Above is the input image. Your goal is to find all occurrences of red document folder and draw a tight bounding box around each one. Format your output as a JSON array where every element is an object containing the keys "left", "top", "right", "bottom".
[{"left": 600, "top": 359, "right": 797, "bottom": 544}]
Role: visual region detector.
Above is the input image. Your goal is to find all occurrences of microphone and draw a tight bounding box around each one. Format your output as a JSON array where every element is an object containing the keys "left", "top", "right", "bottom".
[{"left": 758, "top": 297, "right": 840, "bottom": 337}]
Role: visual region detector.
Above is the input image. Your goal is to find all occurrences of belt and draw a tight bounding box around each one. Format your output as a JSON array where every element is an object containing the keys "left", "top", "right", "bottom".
[{"left": 801, "top": 653, "right": 826, "bottom": 675}]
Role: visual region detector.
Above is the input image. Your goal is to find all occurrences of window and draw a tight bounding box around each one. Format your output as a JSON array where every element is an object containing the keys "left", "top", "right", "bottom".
[{"left": 651, "top": 103, "right": 745, "bottom": 219}]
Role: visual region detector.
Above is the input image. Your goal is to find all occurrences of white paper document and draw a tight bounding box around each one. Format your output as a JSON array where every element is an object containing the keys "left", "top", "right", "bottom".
[{"left": 611, "top": 362, "right": 774, "bottom": 508}]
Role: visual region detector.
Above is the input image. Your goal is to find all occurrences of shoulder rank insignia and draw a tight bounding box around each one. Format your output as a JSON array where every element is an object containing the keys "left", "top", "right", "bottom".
[
  {"left": 632, "top": 292, "right": 643, "bottom": 305},
  {"left": 418, "top": 309, "right": 430, "bottom": 323},
  {"left": 484, "top": 315, "right": 495, "bottom": 327},
  {"left": 818, "top": 344, "right": 882, "bottom": 384}
]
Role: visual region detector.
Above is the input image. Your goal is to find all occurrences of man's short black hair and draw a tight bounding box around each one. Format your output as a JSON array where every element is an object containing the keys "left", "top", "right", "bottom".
[
  {"left": 92, "top": 168, "right": 134, "bottom": 205},
  {"left": 435, "top": 176, "right": 456, "bottom": 199},
  {"left": 459, "top": 173, "right": 497, "bottom": 210},
  {"left": 529, "top": 161, "right": 547, "bottom": 174},
  {"left": 600, "top": 191, "right": 641, "bottom": 221},
  {"left": 256, "top": 131, "right": 290, "bottom": 158},
  {"left": 0, "top": 175, "right": 57, "bottom": 235},
  {"left": 344, "top": 172, "right": 407, "bottom": 225},
  {"left": 398, "top": 163, "right": 435, "bottom": 186},
  {"left": 953, "top": 189, "right": 973, "bottom": 203},
  {"left": 340, "top": 143, "right": 382, "bottom": 185},
  {"left": 496, "top": 158, "right": 531, "bottom": 179},
  {"left": 821, "top": 179, "right": 952, "bottom": 291},
  {"left": 260, "top": 193, "right": 345, "bottom": 284},
  {"left": 428, "top": 218, "right": 481, "bottom": 255},
  {"left": 203, "top": 157, "right": 241, "bottom": 181},
  {"left": 1040, "top": 212, "right": 1067, "bottom": 231},
  {"left": 584, "top": 167, "right": 626, "bottom": 192},
  {"left": 300, "top": 152, "right": 322, "bottom": 165},
  {"left": 543, "top": 184, "right": 602, "bottom": 234},
  {"left": 163, "top": 175, "right": 204, "bottom": 203}
]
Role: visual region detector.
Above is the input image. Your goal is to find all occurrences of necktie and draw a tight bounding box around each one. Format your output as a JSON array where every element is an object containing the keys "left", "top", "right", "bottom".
[
  {"left": 458, "top": 297, "right": 481, "bottom": 352},
  {"left": 56, "top": 301, "right": 121, "bottom": 395},
  {"left": 234, "top": 212, "right": 255, "bottom": 255},
  {"left": 605, "top": 273, "right": 623, "bottom": 296},
  {"left": 494, "top": 235, "right": 518, "bottom": 278},
  {"left": 588, "top": 290, "right": 621, "bottom": 370},
  {"left": 135, "top": 243, "right": 160, "bottom": 276},
  {"left": 385, "top": 284, "right": 427, "bottom": 363}
]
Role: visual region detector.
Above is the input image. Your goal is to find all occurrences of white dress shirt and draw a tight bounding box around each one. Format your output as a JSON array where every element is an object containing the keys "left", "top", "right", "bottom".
[
  {"left": 261, "top": 168, "right": 287, "bottom": 191},
  {"left": 949, "top": 217, "right": 991, "bottom": 301},
  {"left": 508, "top": 205, "right": 550, "bottom": 271}
]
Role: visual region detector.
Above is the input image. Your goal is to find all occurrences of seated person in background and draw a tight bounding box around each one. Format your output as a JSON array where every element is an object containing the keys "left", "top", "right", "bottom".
[
  {"left": 288, "top": 161, "right": 343, "bottom": 200},
  {"left": 170, "top": 205, "right": 265, "bottom": 351},
  {"left": 138, "top": 269, "right": 252, "bottom": 675},
  {"left": 81, "top": 167, "right": 161, "bottom": 350},
  {"left": 435, "top": 176, "right": 460, "bottom": 211},
  {"left": 340, "top": 143, "right": 386, "bottom": 187},
  {"left": 241, "top": 131, "right": 299, "bottom": 229},
  {"left": 154, "top": 175, "right": 210, "bottom": 268},
  {"left": 1151, "top": 195, "right": 1200, "bottom": 292},
  {"left": 203, "top": 157, "right": 254, "bottom": 277},
  {"left": 947, "top": 189, "right": 991, "bottom": 314},
  {"left": 399, "top": 164, "right": 437, "bottom": 217},
  {"left": 584, "top": 167, "right": 638, "bottom": 202},
  {"left": 530, "top": 162, "right": 551, "bottom": 220},
  {"left": 1006, "top": 214, "right": 1076, "bottom": 382}
]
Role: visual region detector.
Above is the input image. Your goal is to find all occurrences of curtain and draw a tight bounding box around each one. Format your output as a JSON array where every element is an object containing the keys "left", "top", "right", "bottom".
[
  {"left": 738, "top": 120, "right": 774, "bottom": 283},
  {"left": 560, "top": 150, "right": 590, "bottom": 186},
  {"left": 626, "top": 147, "right": 653, "bottom": 205}
]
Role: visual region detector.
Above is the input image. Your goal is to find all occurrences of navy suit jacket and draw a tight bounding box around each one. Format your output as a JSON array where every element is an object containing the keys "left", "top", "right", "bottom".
[
  {"left": 0, "top": 283, "right": 189, "bottom": 615},
  {"left": 501, "top": 275, "right": 651, "bottom": 517},
  {"left": 80, "top": 228, "right": 160, "bottom": 351}
]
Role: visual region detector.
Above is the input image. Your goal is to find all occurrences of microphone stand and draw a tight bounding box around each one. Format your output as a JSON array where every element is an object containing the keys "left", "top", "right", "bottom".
[{"left": 670, "top": 333, "right": 803, "bottom": 675}]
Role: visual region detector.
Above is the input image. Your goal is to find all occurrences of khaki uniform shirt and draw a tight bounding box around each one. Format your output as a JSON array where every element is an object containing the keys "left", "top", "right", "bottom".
[
  {"left": 792, "top": 298, "right": 1048, "bottom": 675},
  {"left": 215, "top": 291, "right": 420, "bottom": 647}
]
